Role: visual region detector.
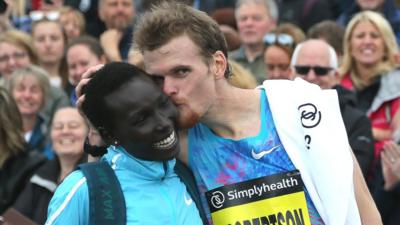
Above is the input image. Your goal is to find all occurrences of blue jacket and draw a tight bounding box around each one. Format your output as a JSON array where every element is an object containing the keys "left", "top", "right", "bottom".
[{"left": 45, "top": 146, "right": 203, "bottom": 225}]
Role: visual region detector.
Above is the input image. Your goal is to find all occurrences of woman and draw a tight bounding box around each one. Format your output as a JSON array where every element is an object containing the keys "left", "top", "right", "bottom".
[
  {"left": 65, "top": 36, "right": 107, "bottom": 105},
  {"left": 0, "top": 30, "right": 38, "bottom": 87},
  {"left": 59, "top": 6, "right": 86, "bottom": 42},
  {"left": 31, "top": 18, "right": 68, "bottom": 89},
  {"left": 9, "top": 65, "right": 52, "bottom": 157},
  {"left": 339, "top": 11, "right": 400, "bottom": 173},
  {"left": 13, "top": 107, "right": 88, "bottom": 224},
  {"left": 263, "top": 23, "right": 305, "bottom": 80},
  {"left": 0, "top": 87, "right": 45, "bottom": 214},
  {"left": 45, "top": 62, "right": 205, "bottom": 225}
]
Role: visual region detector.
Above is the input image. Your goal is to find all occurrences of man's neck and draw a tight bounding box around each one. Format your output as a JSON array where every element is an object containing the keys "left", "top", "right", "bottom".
[
  {"left": 244, "top": 43, "right": 264, "bottom": 62},
  {"left": 201, "top": 86, "right": 261, "bottom": 140}
]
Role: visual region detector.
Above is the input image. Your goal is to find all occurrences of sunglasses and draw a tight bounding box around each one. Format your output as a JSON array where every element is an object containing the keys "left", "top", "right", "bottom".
[
  {"left": 294, "top": 65, "right": 333, "bottom": 76},
  {"left": 30, "top": 10, "right": 60, "bottom": 22},
  {"left": 263, "top": 33, "right": 294, "bottom": 46}
]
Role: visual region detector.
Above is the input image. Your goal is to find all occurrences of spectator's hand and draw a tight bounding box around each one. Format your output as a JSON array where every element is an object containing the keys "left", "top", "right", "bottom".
[
  {"left": 100, "top": 29, "right": 123, "bottom": 62},
  {"left": 75, "top": 64, "right": 104, "bottom": 109},
  {"left": 381, "top": 141, "right": 400, "bottom": 190},
  {"left": 0, "top": 216, "right": 10, "bottom": 225}
]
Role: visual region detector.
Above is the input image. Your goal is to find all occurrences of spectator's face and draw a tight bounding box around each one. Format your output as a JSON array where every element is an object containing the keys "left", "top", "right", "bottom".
[
  {"left": 350, "top": 21, "right": 385, "bottom": 67},
  {"left": 60, "top": 12, "right": 82, "bottom": 41},
  {"left": 236, "top": 3, "right": 275, "bottom": 46},
  {"left": 99, "top": 0, "right": 135, "bottom": 30},
  {"left": 294, "top": 42, "right": 336, "bottom": 89},
  {"left": 0, "top": 42, "right": 31, "bottom": 79},
  {"left": 356, "top": 0, "right": 384, "bottom": 10},
  {"left": 143, "top": 35, "right": 219, "bottom": 129},
  {"left": 51, "top": 108, "right": 88, "bottom": 158},
  {"left": 32, "top": 21, "right": 65, "bottom": 66},
  {"left": 11, "top": 75, "right": 44, "bottom": 117},
  {"left": 105, "top": 77, "right": 180, "bottom": 161},
  {"left": 67, "top": 44, "right": 105, "bottom": 86},
  {"left": 264, "top": 45, "right": 292, "bottom": 80}
]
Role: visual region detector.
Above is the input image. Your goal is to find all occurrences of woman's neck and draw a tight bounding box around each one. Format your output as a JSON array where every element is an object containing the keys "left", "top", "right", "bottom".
[
  {"left": 58, "top": 156, "right": 81, "bottom": 183},
  {"left": 22, "top": 114, "right": 38, "bottom": 133},
  {"left": 353, "top": 62, "right": 376, "bottom": 86},
  {"left": 41, "top": 62, "right": 60, "bottom": 77}
]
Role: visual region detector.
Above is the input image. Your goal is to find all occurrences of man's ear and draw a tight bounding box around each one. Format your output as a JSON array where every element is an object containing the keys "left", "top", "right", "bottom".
[{"left": 212, "top": 50, "right": 228, "bottom": 79}]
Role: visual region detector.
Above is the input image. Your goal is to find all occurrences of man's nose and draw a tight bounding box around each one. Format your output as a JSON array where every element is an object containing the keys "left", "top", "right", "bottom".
[{"left": 162, "top": 77, "right": 177, "bottom": 96}]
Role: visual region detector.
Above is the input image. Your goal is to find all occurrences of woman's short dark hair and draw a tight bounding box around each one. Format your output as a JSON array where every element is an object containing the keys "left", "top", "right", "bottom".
[
  {"left": 81, "top": 62, "right": 152, "bottom": 134},
  {"left": 66, "top": 35, "right": 105, "bottom": 60}
]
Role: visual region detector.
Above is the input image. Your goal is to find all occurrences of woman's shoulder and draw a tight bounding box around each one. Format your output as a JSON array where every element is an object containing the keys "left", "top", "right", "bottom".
[
  {"left": 46, "top": 171, "right": 89, "bottom": 225},
  {"left": 381, "top": 68, "right": 400, "bottom": 88}
]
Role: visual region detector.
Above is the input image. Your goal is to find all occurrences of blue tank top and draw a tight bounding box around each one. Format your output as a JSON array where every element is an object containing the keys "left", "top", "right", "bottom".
[{"left": 188, "top": 90, "right": 324, "bottom": 225}]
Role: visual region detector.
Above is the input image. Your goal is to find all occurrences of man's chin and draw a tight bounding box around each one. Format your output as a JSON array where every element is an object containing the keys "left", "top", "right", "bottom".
[{"left": 177, "top": 113, "right": 200, "bottom": 129}]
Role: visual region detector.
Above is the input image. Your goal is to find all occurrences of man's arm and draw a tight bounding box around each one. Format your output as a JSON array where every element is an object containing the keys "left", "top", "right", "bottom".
[{"left": 352, "top": 153, "right": 382, "bottom": 224}]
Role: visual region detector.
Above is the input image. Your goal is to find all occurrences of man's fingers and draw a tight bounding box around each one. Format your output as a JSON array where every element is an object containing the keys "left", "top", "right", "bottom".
[
  {"left": 81, "top": 64, "right": 104, "bottom": 79},
  {"left": 76, "top": 95, "right": 86, "bottom": 111},
  {"left": 76, "top": 78, "right": 90, "bottom": 98},
  {"left": 76, "top": 64, "right": 104, "bottom": 97}
]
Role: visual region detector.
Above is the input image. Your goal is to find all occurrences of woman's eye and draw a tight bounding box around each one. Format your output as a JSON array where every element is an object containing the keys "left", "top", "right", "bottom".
[{"left": 132, "top": 115, "right": 146, "bottom": 125}]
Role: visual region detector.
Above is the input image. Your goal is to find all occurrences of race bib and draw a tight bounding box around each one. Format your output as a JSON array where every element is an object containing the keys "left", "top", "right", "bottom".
[{"left": 206, "top": 170, "right": 311, "bottom": 225}]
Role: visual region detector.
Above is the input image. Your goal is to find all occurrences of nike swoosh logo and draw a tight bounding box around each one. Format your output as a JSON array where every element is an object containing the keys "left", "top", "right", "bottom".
[
  {"left": 251, "top": 145, "right": 281, "bottom": 160},
  {"left": 184, "top": 193, "right": 193, "bottom": 206}
]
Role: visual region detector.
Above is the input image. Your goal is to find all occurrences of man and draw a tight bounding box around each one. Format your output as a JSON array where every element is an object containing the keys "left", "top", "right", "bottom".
[
  {"left": 230, "top": 0, "right": 278, "bottom": 84},
  {"left": 77, "top": 2, "right": 382, "bottom": 225},
  {"left": 291, "top": 39, "right": 374, "bottom": 178},
  {"left": 98, "top": 0, "right": 135, "bottom": 61}
]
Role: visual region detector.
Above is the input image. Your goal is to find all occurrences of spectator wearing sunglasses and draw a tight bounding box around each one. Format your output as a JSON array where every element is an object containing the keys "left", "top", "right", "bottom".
[
  {"left": 339, "top": 11, "right": 400, "bottom": 181},
  {"left": 291, "top": 39, "right": 374, "bottom": 178},
  {"left": 263, "top": 23, "right": 305, "bottom": 80},
  {"left": 230, "top": 0, "right": 278, "bottom": 84}
]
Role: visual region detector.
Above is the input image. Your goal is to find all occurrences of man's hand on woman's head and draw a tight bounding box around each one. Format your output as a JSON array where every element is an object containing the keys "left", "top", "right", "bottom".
[{"left": 75, "top": 64, "right": 104, "bottom": 108}]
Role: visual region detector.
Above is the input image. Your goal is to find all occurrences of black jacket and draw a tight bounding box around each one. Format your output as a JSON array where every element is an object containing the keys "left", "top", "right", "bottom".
[
  {"left": 14, "top": 154, "right": 87, "bottom": 225},
  {"left": 0, "top": 151, "right": 46, "bottom": 214},
  {"left": 13, "top": 158, "right": 60, "bottom": 225},
  {"left": 334, "top": 85, "right": 374, "bottom": 178}
]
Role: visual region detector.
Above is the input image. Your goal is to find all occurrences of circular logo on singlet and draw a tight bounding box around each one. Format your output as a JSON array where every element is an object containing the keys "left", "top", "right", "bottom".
[{"left": 210, "top": 191, "right": 225, "bottom": 209}]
